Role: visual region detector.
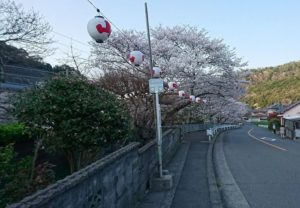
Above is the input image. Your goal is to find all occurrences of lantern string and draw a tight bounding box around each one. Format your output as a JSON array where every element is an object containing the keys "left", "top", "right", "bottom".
[
  {"left": 85, "top": 0, "right": 142, "bottom": 52},
  {"left": 86, "top": 0, "right": 100, "bottom": 13},
  {"left": 99, "top": 13, "right": 143, "bottom": 52},
  {"left": 85, "top": 0, "right": 150, "bottom": 75}
]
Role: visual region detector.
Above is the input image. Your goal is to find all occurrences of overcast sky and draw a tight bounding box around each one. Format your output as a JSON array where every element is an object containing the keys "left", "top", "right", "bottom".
[{"left": 15, "top": 0, "right": 300, "bottom": 69}]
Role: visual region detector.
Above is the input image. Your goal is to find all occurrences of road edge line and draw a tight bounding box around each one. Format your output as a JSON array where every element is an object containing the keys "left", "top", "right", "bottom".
[{"left": 248, "top": 128, "right": 287, "bottom": 151}]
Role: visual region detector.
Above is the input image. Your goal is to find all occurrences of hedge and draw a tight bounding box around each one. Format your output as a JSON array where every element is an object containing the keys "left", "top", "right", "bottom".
[{"left": 0, "top": 123, "right": 29, "bottom": 146}]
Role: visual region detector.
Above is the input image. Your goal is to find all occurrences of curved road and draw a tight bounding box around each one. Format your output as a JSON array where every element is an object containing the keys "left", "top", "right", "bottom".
[{"left": 223, "top": 123, "right": 300, "bottom": 208}]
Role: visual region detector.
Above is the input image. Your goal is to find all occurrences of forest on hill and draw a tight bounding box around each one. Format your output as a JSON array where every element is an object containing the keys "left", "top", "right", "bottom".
[
  {"left": 243, "top": 61, "right": 300, "bottom": 108},
  {"left": 0, "top": 42, "right": 78, "bottom": 74}
]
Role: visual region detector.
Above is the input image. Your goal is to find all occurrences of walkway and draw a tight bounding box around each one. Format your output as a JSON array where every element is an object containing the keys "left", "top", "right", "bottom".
[{"left": 138, "top": 131, "right": 210, "bottom": 208}]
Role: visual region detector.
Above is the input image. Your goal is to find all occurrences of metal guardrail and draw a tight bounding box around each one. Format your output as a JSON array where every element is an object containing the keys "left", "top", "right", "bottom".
[{"left": 206, "top": 124, "right": 241, "bottom": 141}]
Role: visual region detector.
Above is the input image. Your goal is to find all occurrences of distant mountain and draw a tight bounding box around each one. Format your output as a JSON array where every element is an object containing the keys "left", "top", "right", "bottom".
[{"left": 242, "top": 61, "right": 300, "bottom": 108}]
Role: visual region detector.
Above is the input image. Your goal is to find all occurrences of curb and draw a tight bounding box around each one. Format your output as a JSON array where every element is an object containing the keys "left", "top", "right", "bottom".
[
  {"left": 213, "top": 132, "right": 250, "bottom": 208},
  {"left": 207, "top": 136, "right": 223, "bottom": 208}
]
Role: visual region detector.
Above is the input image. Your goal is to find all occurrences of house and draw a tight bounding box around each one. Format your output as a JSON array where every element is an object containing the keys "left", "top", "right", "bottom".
[
  {"left": 249, "top": 109, "right": 267, "bottom": 122},
  {"left": 267, "top": 103, "right": 284, "bottom": 116},
  {"left": 278, "top": 101, "right": 300, "bottom": 125},
  {"left": 283, "top": 116, "right": 300, "bottom": 139},
  {"left": 278, "top": 101, "right": 300, "bottom": 139}
]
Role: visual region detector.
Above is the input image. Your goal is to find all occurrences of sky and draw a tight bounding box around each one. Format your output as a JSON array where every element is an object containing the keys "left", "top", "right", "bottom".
[{"left": 14, "top": 0, "right": 300, "bottom": 69}]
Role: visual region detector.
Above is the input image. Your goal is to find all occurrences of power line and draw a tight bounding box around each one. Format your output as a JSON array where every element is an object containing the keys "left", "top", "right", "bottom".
[
  {"left": 56, "top": 48, "right": 91, "bottom": 62},
  {"left": 54, "top": 40, "right": 90, "bottom": 55},
  {"left": 52, "top": 31, "right": 90, "bottom": 48}
]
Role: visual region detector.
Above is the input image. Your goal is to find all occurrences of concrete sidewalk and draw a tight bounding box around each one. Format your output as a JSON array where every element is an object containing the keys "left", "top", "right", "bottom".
[{"left": 137, "top": 131, "right": 210, "bottom": 208}]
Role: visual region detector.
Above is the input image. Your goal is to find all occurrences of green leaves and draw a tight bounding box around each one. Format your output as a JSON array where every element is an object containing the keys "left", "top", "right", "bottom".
[
  {"left": 0, "top": 123, "right": 28, "bottom": 146},
  {"left": 0, "top": 144, "right": 55, "bottom": 207},
  {"left": 12, "top": 76, "right": 131, "bottom": 172}
]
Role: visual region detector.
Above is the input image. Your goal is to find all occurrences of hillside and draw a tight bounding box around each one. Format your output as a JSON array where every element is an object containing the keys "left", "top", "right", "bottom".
[{"left": 243, "top": 61, "right": 300, "bottom": 108}]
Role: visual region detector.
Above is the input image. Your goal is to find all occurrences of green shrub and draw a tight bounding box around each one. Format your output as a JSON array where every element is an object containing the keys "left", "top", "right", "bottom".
[
  {"left": 0, "top": 144, "right": 55, "bottom": 207},
  {"left": 268, "top": 118, "right": 280, "bottom": 130},
  {"left": 251, "top": 120, "right": 269, "bottom": 126},
  {"left": 0, "top": 123, "right": 29, "bottom": 146},
  {"left": 12, "top": 76, "right": 132, "bottom": 173}
]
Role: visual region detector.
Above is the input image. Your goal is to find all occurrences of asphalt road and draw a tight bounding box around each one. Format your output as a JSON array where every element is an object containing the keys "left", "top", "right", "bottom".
[{"left": 223, "top": 123, "right": 300, "bottom": 208}]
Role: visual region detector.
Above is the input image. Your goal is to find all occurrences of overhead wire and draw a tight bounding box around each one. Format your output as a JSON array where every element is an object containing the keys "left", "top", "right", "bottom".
[
  {"left": 52, "top": 31, "right": 91, "bottom": 48},
  {"left": 54, "top": 40, "right": 90, "bottom": 55}
]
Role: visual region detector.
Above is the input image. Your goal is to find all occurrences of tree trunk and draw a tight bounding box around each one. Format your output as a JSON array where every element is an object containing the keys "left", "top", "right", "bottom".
[
  {"left": 30, "top": 137, "right": 43, "bottom": 182},
  {"left": 65, "top": 151, "right": 75, "bottom": 174}
]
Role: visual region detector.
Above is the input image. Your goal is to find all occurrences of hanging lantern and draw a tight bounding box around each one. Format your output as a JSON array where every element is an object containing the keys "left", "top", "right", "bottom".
[
  {"left": 178, "top": 90, "right": 185, "bottom": 98},
  {"left": 189, "top": 95, "right": 195, "bottom": 102},
  {"left": 87, "top": 16, "right": 111, "bottom": 43},
  {"left": 168, "top": 82, "right": 178, "bottom": 91},
  {"left": 152, "top": 67, "right": 161, "bottom": 78},
  {"left": 195, "top": 97, "right": 201, "bottom": 103},
  {"left": 129, "top": 51, "right": 144, "bottom": 66}
]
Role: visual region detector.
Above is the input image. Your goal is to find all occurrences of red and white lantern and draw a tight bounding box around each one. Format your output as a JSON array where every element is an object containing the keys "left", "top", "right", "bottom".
[
  {"left": 152, "top": 67, "right": 161, "bottom": 78},
  {"left": 168, "top": 82, "right": 178, "bottom": 91},
  {"left": 129, "top": 51, "right": 144, "bottom": 66},
  {"left": 178, "top": 90, "right": 185, "bottom": 98},
  {"left": 195, "top": 97, "right": 201, "bottom": 103},
  {"left": 189, "top": 95, "right": 195, "bottom": 102},
  {"left": 87, "top": 16, "right": 111, "bottom": 43}
]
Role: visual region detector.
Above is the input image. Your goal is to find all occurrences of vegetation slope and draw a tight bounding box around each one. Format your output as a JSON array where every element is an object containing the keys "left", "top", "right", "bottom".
[{"left": 243, "top": 60, "right": 300, "bottom": 108}]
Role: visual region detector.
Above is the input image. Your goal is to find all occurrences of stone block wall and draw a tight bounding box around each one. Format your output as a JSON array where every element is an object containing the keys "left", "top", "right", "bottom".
[{"left": 9, "top": 128, "right": 182, "bottom": 208}]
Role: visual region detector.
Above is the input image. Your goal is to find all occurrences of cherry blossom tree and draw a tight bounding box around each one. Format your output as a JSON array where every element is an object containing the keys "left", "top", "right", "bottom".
[{"left": 89, "top": 25, "right": 247, "bottom": 138}]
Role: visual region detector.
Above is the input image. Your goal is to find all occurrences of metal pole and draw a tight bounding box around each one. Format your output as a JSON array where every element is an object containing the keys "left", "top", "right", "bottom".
[
  {"left": 145, "top": 2, "right": 162, "bottom": 177},
  {"left": 145, "top": 2, "right": 153, "bottom": 73},
  {"left": 155, "top": 91, "right": 163, "bottom": 177}
]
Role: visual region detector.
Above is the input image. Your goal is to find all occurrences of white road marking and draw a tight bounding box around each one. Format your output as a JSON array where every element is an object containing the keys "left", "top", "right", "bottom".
[
  {"left": 260, "top": 137, "right": 276, "bottom": 142},
  {"left": 248, "top": 128, "right": 287, "bottom": 151}
]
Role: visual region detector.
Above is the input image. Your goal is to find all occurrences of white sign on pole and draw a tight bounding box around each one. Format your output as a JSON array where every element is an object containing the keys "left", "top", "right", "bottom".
[
  {"left": 149, "top": 78, "right": 164, "bottom": 93},
  {"left": 207, "top": 129, "right": 213, "bottom": 136}
]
